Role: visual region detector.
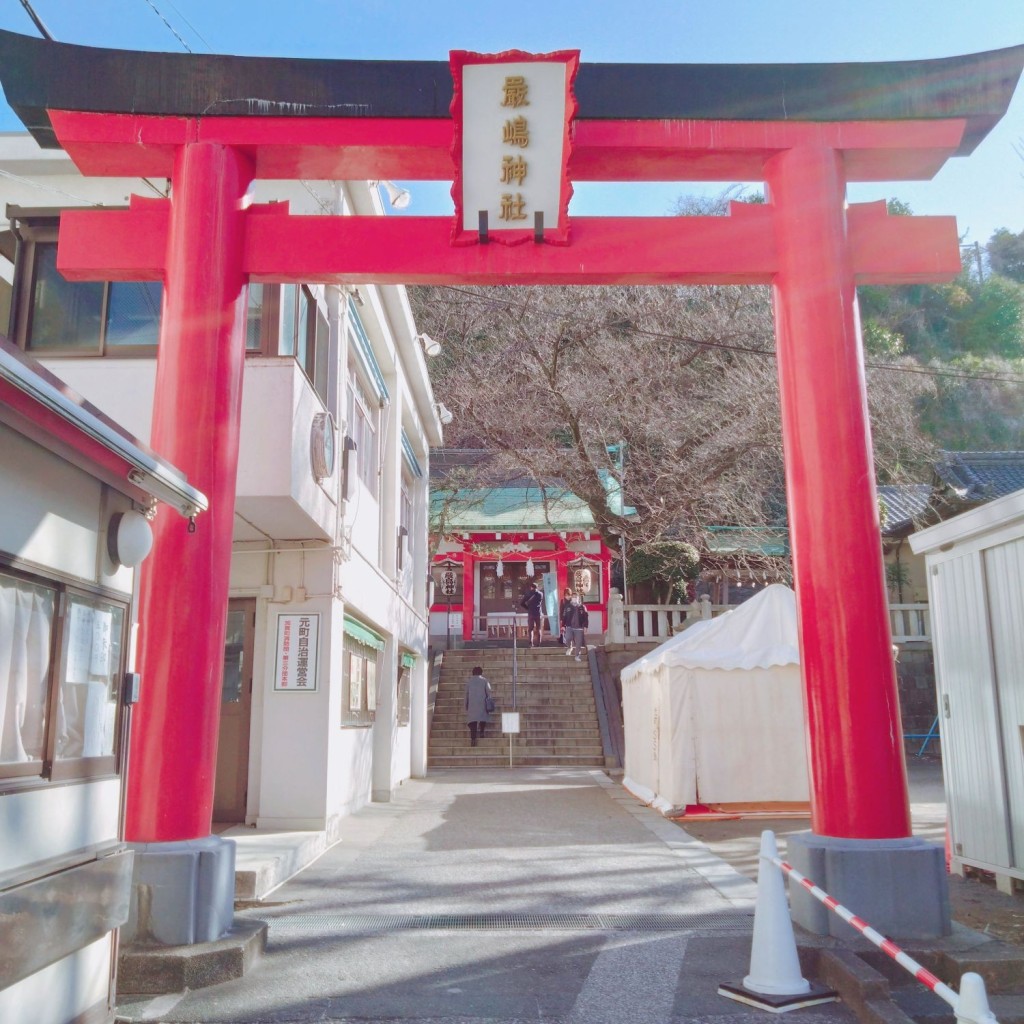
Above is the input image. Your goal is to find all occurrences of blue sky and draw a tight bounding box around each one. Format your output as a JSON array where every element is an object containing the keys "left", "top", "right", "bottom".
[{"left": 0, "top": 0, "right": 1021, "bottom": 243}]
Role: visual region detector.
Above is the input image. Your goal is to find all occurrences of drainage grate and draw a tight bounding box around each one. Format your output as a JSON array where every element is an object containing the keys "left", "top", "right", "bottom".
[{"left": 261, "top": 911, "right": 753, "bottom": 935}]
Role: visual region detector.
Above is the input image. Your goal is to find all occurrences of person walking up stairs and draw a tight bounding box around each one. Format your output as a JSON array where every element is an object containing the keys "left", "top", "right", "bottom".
[{"left": 464, "top": 665, "right": 493, "bottom": 747}]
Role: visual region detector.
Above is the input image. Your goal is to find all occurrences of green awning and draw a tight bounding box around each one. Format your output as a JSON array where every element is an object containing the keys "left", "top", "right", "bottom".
[
  {"left": 343, "top": 615, "right": 385, "bottom": 651},
  {"left": 401, "top": 652, "right": 417, "bottom": 669}
]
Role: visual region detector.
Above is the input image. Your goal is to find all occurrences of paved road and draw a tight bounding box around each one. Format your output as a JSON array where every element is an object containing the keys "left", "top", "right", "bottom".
[{"left": 117, "top": 769, "right": 857, "bottom": 1024}]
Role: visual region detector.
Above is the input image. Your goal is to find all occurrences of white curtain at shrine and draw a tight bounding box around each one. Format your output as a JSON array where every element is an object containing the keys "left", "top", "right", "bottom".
[{"left": 0, "top": 574, "right": 54, "bottom": 763}]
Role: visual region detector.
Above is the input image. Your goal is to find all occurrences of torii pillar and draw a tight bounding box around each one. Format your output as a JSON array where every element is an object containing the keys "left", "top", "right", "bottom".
[
  {"left": 767, "top": 145, "right": 949, "bottom": 938},
  {"left": 116, "top": 141, "right": 254, "bottom": 945}
]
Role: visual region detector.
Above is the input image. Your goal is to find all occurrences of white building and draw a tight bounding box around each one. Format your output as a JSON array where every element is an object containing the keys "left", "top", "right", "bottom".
[
  {"left": 0, "top": 132, "right": 442, "bottom": 842},
  {"left": 0, "top": 336, "right": 205, "bottom": 1023}
]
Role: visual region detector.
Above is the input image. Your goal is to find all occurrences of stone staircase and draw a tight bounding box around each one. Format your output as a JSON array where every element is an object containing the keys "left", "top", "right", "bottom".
[
  {"left": 428, "top": 647, "right": 606, "bottom": 768},
  {"left": 817, "top": 942, "right": 1024, "bottom": 1024}
]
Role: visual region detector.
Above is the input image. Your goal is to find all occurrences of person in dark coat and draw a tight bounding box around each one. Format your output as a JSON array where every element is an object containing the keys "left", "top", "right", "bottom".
[
  {"left": 520, "top": 581, "right": 544, "bottom": 647},
  {"left": 465, "top": 666, "right": 493, "bottom": 746},
  {"left": 562, "top": 595, "right": 590, "bottom": 662}
]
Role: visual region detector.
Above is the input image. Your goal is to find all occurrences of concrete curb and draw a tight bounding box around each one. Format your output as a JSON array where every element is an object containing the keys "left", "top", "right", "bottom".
[{"left": 118, "top": 917, "right": 267, "bottom": 995}]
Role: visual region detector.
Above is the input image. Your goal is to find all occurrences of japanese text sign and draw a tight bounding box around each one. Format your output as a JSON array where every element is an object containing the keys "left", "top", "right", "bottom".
[
  {"left": 450, "top": 49, "right": 579, "bottom": 245},
  {"left": 274, "top": 613, "right": 320, "bottom": 691}
]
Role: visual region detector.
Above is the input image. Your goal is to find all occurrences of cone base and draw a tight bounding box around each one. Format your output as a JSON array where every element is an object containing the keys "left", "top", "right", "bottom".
[{"left": 718, "top": 981, "right": 838, "bottom": 1013}]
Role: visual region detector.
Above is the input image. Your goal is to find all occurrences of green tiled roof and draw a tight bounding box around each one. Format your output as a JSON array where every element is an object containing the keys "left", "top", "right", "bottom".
[
  {"left": 706, "top": 526, "right": 790, "bottom": 557},
  {"left": 431, "top": 486, "right": 596, "bottom": 531}
]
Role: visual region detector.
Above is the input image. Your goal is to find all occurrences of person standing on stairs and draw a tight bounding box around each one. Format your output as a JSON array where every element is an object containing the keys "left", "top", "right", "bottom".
[
  {"left": 521, "top": 581, "right": 544, "bottom": 648},
  {"left": 465, "top": 666, "right": 493, "bottom": 747},
  {"left": 558, "top": 587, "right": 573, "bottom": 646},
  {"left": 563, "top": 595, "right": 589, "bottom": 662}
]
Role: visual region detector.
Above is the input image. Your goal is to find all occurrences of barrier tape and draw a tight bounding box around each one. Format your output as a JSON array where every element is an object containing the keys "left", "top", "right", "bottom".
[{"left": 765, "top": 852, "right": 959, "bottom": 1011}]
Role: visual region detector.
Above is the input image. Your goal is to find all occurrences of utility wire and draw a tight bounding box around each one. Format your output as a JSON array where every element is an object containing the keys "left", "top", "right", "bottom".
[
  {"left": 140, "top": 0, "right": 192, "bottom": 53},
  {"left": 0, "top": 168, "right": 103, "bottom": 206},
  {"left": 160, "top": 0, "right": 214, "bottom": 51},
  {"left": 433, "top": 284, "right": 1024, "bottom": 388},
  {"left": 18, "top": 0, "right": 52, "bottom": 40}
]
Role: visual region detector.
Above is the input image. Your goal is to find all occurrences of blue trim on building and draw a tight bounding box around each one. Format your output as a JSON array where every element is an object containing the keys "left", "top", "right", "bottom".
[
  {"left": 347, "top": 298, "right": 390, "bottom": 403},
  {"left": 401, "top": 431, "right": 423, "bottom": 478}
]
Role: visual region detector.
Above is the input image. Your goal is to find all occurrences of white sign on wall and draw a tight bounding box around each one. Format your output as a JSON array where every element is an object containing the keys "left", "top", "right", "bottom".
[{"left": 274, "top": 613, "right": 320, "bottom": 691}]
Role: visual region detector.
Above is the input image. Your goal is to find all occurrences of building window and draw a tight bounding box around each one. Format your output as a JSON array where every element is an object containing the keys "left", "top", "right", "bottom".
[
  {"left": 245, "top": 282, "right": 268, "bottom": 352},
  {"left": 0, "top": 565, "right": 127, "bottom": 785},
  {"left": 341, "top": 635, "right": 379, "bottom": 728},
  {"left": 7, "top": 213, "right": 333, "bottom": 373},
  {"left": 11, "top": 224, "right": 163, "bottom": 355},
  {"left": 277, "top": 284, "right": 330, "bottom": 405},
  {"left": 346, "top": 365, "right": 378, "bottom": 499}
]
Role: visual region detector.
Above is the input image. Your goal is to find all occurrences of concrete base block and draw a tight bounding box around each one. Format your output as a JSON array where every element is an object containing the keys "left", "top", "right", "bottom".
[
  {"left": 118, "top": 917, "right": 267, "bottom": 994},
  {"left": 786, "top": 832, "right": 951, "bottom": 940},
  {"left": 122, "top": 835, "right": 236, "bottom": 946}
]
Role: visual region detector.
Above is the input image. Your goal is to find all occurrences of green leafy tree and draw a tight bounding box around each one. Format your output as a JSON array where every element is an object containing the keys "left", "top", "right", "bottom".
[
  {"left": 951, "top": 275, "right": 1024, "bottom": 358},
  {"left": 626, "top": 541, "right": 701, "bottom": 604},
  {"left": 988, "top": 227, "right": 1024, "bottom": 284}
]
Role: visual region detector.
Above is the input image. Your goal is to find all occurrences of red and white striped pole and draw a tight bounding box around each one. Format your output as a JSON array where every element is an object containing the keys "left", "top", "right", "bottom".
[{"left": 761, "top": 831, "right": 998, "bottom": 1024}]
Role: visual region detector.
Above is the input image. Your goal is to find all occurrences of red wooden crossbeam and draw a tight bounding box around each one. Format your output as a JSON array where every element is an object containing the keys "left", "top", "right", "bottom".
[
  {"left": 48, "top": 110, "right": 967, "bottom": 183},
  {"left": 58, "top": 198, "right": 960, "bottom": 287}
]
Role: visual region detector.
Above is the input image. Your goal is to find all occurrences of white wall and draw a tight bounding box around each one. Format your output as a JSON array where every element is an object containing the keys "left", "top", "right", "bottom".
[
  {"left": 0, "top": 779, "right": 121, "bottom": 875},
  {"left": 0, "top": 935, "right": 112, "bottom": 1024}
]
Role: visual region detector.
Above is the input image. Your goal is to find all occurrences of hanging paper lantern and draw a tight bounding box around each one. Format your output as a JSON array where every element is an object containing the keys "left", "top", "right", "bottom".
[
  {"left": 573, "top": 567, "right": 592, "bottom": 595},
  {"left": 496, "top": 560, "right": 504, "bottom": 578},
  {"left": 525, "top": 558, "right": 535, "bottom": 577},
  {"left": 440, "top": 569, "right": 458, "bottom": 597}
]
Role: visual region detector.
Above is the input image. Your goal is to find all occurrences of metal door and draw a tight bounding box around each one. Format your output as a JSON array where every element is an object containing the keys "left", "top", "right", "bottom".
[
  {"left": 982, "top": 538, "right": 1024, "bottom": 868},
  {"left": 930, "top": 554, "right": 1010, "bottom": 868}
]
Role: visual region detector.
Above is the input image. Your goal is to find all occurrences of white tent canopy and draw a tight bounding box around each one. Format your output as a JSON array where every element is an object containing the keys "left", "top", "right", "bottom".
[{"left": 621, "top": 585, "right": 810, "bottom": 814}]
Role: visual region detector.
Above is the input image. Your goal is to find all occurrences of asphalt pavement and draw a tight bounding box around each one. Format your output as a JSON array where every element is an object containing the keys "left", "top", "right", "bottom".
[{"left": 116, "top": 768, "right": 859, "bottom": 1024}]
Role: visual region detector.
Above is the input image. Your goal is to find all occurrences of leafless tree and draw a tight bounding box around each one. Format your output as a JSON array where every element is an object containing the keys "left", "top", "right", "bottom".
[{"left": 414, "top": 203, "right": 936, "bottom": 570}]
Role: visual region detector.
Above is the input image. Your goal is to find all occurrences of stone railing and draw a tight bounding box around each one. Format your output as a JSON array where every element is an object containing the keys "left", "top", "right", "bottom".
[
  {"left": 607, "top": 593, "right": 728, "bottom": 644},
  {"left": 889, "top": 603, "right": 931, "bottom": 644},
  {"left": 605, "top": 592, "right": 932, "bottom": 646}
]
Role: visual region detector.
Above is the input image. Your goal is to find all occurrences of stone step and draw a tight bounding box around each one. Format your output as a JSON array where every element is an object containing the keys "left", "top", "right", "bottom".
[
  {"left": 429, "top": 754, "right": 606, "bottom": 768},
  {"left": 432, "top": 721, "right": 600, "bottom": 733},
  {"left": 434, "top": 692, "right": 598, "bottom": 700},
  {"left": 432, "top": 718, "right": 599, "bottom": 730},
  {"left": 436, "top": 676, "right": 593, "bottom": 684},
  {"left": 430, "top": 735, "right": 604, "bottom": 749},
  {"left": 428, "top": 716, "right": 598, "bottom": 724},
  {"left": 433, "top": 708, "right": 598, "bottom": 718},
  {"left": 435, "top": 708, "right": 597, "bottom": 716}
]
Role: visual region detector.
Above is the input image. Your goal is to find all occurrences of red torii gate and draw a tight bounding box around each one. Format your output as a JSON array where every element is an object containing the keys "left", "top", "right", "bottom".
[
  {"left": 51, "top": 109, "right": 963, "bottom": 847},
  {"left": 1, "top": 30, "right": 1020, "bottom": 941}
]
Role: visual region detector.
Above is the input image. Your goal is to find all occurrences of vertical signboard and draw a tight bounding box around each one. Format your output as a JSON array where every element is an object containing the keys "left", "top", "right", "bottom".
[
  {"left": 274, "top": 613, "right": 320, "bottom": 691},
  {"left": 450, "top": 48, "right": 579, "bottom": 246}
]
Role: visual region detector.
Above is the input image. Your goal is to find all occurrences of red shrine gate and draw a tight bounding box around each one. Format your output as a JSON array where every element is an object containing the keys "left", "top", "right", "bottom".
[{"left": 1, "top": 32, "right": 1021, "bottom": 874}]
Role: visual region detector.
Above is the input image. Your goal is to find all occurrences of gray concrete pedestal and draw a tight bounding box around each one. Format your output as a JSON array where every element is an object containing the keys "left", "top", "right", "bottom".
[
  {"left": 786, "top": 832, "right": 951, "bottom": 940},
  {"left": 122, "top": 835, "right": 236, "bottom": 946}
]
